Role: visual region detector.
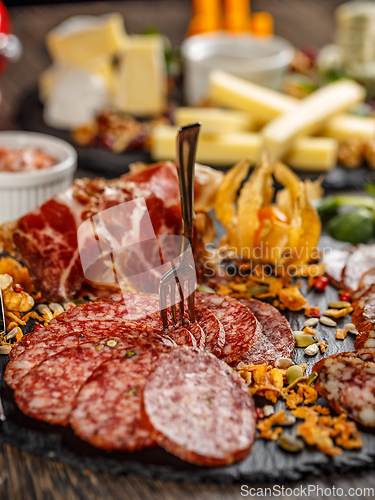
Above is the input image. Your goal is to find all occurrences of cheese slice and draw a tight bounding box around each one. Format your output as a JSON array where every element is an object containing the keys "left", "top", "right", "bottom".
[
  {"left": 175, "top": 107, "right": 255, "bottom": 134},
  {"left": 322, "top": 113, "right": 375, "bottom": 141},
  {"left": 43, "top": 66, "right": 109, "bottom": 129},
  {"left": 151, "top": 125, "right": 337, "bottom": 170},
  {"left": 151, "top": 125, "right": 262, "bottom": 166},
  {"left": 285, "top": 137, "right": 338, "bottom": 172},
  {"left": 208, "top": 70, "right": 297, "bottom": 123},
  {"left": 262, "top": 79, "right": 365, "bottom": 158},
  {"left": 46, "top": 13, "right": 127, "bottom": 65},
  {"left": 39, "top": 60, "right": 117, "bottom": 103},
  {"left": 114, "top": 35, "right": 167, "bottom": 116}
]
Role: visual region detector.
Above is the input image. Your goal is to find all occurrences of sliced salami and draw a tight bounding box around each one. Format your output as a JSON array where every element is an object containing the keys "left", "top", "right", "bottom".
[
  {"left": 354, "top": 320, "right": 375, "bottom": 350},
  {"left": 14, "top": 338, "right": 131, "bottom": 426},
  {"left": 233, "top": 298, "right": 295, "bottom": 366},
  {"left": 342, "top": 244, "right": 375, "bottom": 292},
  {"left": 195, "top": 305, "right": 225, "bottom": 356},
  {"left": 195, "top": 292, "right": 259, "bottom": 363},
  {"left": 323, "top": 246, "right": 353, "bottom": 288},
  {"left": 352, "top": 284, "right": 375, "bottom": 327},
  {"left": 313, "top": 353, "right": 375, "bottom": 427},
  {"left": 143, "top": 347, "right": 256, "bottom": 466},
  {"left": 70, "top": 343, "right": 170, "bottom": 451}
]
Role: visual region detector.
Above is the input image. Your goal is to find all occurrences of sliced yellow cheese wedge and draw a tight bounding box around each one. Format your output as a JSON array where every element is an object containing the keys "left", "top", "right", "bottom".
[
  {"left": 114, "top": 35, "right": 167, "bottom": 116},
  {"left": 285, "top": 137, "right": 338, "bottom": 172},
  {"left": 208, "top": 70, "right": 296, "bottom": 123},
  {"left": 322, "top": 113, "right": 375, "bottom": 141},
  {"left": 151, "top": 125, "right": 338, "bottom": 171},
  {"left": 46, "top": 13, "right": 127, "bottom": 65},
  {"left": 175, "top": 107, "right": 255, "bottom": 134},
  {"left": 262, "top": 79, "right": 365, "bottom": 158}
]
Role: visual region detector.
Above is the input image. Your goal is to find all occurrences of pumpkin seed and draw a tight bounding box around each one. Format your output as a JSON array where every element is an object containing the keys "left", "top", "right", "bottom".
[
  {"left": 0, "top": 345, "right": 12, "bottom": 355},
  {"left": 304, "top": 343, "right": 319, "bottom": 356},
  {"left": 49, "top": 303, "right": 64, "bottom": 312},
  {"left": 286, "top": 365, "right": 304, "bottom": 384},
  {"left": 6, "top": 327, "right": 18, "bottom": 340},
  {"left": 320, "top": 316, "right": 337, "bottom": 327},
  {"left": 293, "top": 332, "right": 317, "bottom": 347},
  {"left": 278, "top": 434, "right": 304, "bottom": 453},
  {"left": 306, "top": 371, "right": 318, "bottom": 386},
  {"left": 275, "top": 358, "right": 294, "bottom": 369},
  {"left": 328, "top": 301, "right": 351, "bottom": 309},
  {"left": 303, "top": 318, "right": 319, "bottom": 328},
  {"left": 345, "top": 323, "right": 359, "bottom": 335},
  {"left": 36, "top": 304, "right": 50, "bottom": 314}
]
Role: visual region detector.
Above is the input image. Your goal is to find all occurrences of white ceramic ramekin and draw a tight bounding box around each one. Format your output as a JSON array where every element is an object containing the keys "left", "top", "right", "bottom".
[
  {"left": 182, "top": 32, "right": 294, "bottom": 105},
  {"left": 0, "top": 131, "right": 77, "bottom": 224}
]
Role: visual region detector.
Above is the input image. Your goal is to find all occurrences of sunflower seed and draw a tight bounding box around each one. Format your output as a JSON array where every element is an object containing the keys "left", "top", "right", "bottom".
[
  {"left": 0, "top": 345, "right": 12, "bottom": 355},
  {"left": 6, "top": 327, "right": 18, "bottom": 340},
  {"left": 280, "top": 415, "right": 296, "bottom": 426},
  {"left": 263, "top": 405, "right": 275, "bottom": 417},
  {"left": 278, "top": 434, "right": 304, "bottom": 453},
  {"left": 320, "top": 316, "right": 337, "bottom": 327},
  {"left": 49, "top": 303, "right": 64, "bottom": 312},
  {"left": 304, "top": 343, "right": 319, "bottom": 356},
  {"left": 63, "top": 302, "right": 76, "bottom": 311},
  {"left": 36, "top": 304, "right": 50, "bottom": 314},
  {"left": 275, "top": 358, "right": 294, "bottom": 369},
  {"left": 345, "top": 323, "right": 359, "bottom": 335},
  {"left": 303, "top": 318, "right": 319, "bottom": 327}
]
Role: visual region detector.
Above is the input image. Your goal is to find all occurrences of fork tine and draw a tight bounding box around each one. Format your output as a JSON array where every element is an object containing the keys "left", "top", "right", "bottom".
[
  {"left": 159, "top": 284, "right": 169, "bottom": 330},
  {"left": 177, "top": 279, "right": 185, "bottom": 326},
  {"left": 187, "top": 279, "right": 196, "bottom": 323},
  {"left": 171, "top": 300, "right": 178, "bottom": 326}
]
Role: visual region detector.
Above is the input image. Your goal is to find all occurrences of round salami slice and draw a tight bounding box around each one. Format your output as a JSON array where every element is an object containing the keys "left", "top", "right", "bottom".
[
  {"left": 233, "top": 298, "right": 295, "bottom": 366},
  {"left": 354, "top": 320, "right": 375, "bottom": 350},
  {"left": 313, "top": 353, "right": 375, "bottom": 427},
  {"left": 352, "top": 284, "right": 375, "bottom": 327},
  {"left": 323, "top": 246, "right": 353, "bottom": 288},
  {"left": 14, "top": 336, "right": 138, "bottom": 426},
  {"left": 195, "top": 304, "right": 225, "bottom": 356},
  {"left": 195, "top": 292, "right": 259, "bottom": 363},
  {"left": 143, "top": 347, "right": 256, "bottom": 466},
  {"left": 342, "top": 244, "right": 375, "bottom": 292},
  {"left": 70, "top": 343, "right": 170, "bottom": 451}
]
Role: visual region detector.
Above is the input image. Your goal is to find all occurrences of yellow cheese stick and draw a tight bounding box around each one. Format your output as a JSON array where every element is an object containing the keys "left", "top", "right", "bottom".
[
  {"left": 46, "top": 13, "right": 127, "bottom": 65},
  {"left": 150, "top": 125, "right": 337, "bottom": 171},
  {"left": 285, "top": 137, "right": 338, "bottom": 172},
  {"left": 262, "top": 79, "right": 365, "bottom": 158},
  {"left": 208, "top": 70, "right": 296, "bottom": 123},
  {"left": 322, "top": 113, "right": 375, "bottom": 141},
  {"left": 175, "top": 107, "right": 255, "bottom": 134}
]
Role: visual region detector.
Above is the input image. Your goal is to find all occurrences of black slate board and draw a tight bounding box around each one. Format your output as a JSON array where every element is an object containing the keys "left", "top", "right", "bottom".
[
  {"left": 16, "top": 90, "right": 375, "bottom": 189},
  {"left": 0, "top": 240, "right": 374, "bottom": 482}
]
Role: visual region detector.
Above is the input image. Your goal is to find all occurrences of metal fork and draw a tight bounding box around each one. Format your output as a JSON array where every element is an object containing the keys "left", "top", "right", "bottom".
[{"left": 159, "top": 123, "right": 201, "bottom": 329}]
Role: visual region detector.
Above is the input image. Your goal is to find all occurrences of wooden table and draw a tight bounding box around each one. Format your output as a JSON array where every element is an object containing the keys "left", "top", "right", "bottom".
[{"left": 1, "top": 1, "right": 375, "bottom": 498}]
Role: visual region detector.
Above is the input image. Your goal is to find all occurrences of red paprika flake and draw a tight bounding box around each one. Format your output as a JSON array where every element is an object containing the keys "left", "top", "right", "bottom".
[
  {"left": 311, "top": 307, "right": 321, "bottom": 318},
  {"left": 33, "top": 324, "right": 43, "bottom": 332},
  {"left": 255, "top": 408, "right": 265, "bottom": 420},
  {"left": 12, "top": 283, "right": 23, "bottom": 293},
  {"left": 339, "top": 293, "right": 351, "bottom": 302}
]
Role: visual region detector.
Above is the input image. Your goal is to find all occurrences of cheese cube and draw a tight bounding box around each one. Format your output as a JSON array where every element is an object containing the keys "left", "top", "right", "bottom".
[
  {"left": 114, "top": 35, "right": 167, "bottom": 116},
  {"left": 175, "top": 107, "right": 255, "bottom": 134},
  {"left": 262, "top": 79, "right": 365, "bottom": 158},
  {"left": 322, "top": 113, "right": 375, "bottom": 141},
  {"left": 46, "top": 13, "right": 127, "bottom": 65},
  {"left": 285, "top": 137, "right": 338, "bottom": 172},
  {"left": 208, "top": 70, "right": 296, "bottom": 123}
]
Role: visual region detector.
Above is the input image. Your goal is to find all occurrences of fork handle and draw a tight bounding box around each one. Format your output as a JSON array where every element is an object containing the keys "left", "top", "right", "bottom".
[{"left": 176, "top": 123, "right": 201, "bottom": 249}]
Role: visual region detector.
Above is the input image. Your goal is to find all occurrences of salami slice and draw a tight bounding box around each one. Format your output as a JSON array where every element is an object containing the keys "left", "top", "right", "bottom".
[
  {"left": 195, "top": 305, "right": 225, "bottom": 356},
  {"left": 352, "top": 284, "right": 375, "bottom": 326},
  {"left": 14, "top": 337, "right": 133, "bottom": 426},
  {"left": 195, "top": 292, "right": 259, "bottom": 363},
  {"left": 323, "top": 246, "right": 354, "bottom": 288},
  {"left": 354, "top": 320, "right": 375, "bottom": 349},
  {"left": 342, "top": 244, "right": 375, "bottom": 292},
  {"left": 233, "top": 298, "right": 295, "bottom": 366},
  {"left": 143, "top": 347, "right": 256, "bottom": 466},
  {"left": 70, "top": 343, "right": 170, "bottom": 451},
  {"left": 313, "top": 353, "right": 375, "bottom": 427}
]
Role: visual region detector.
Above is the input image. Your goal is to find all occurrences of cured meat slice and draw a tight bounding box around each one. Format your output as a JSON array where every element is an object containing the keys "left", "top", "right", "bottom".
[
  {"left": 313, "top": 353, "right": 375, "bottom": 427},
  {"left": 352, "top": 284, "right": 375, "bottom": 326},
  {"left": 342, "top": 244, "right": 375, "bottom": 292},
  {"left": 354, "top": 320, "right": 375, "bottom": 349},
  {"left": 14, "top": 336, "right": 136, "bottom": 426},
  {"left": 143, "top": 347, "right": 256, "bottom": 466},
  {"left": 195, "top": 305, "right": 225, "bottom": 356},
  {"left": 195, "top": 292, "right": 259, "bottom": 363},
  {"left": 70, "top": 343, "right": 170, "bottom": 451},
  {"left": 233, "top": 298, "right": 295, "bottom": 366},
  {"left": 323, "top": 246, "right": 354, "bottom": 288}
]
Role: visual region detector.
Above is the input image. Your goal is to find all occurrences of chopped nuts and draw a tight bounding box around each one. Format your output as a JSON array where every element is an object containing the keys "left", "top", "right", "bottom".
[
  {"left": 345, "top": 323, "right": 359, "bottom": 335},
  {"left": 0, "top": 345, "right": 12, "bottom": 355},
  {"left": 320, "top": 316, "right": 337, "bottom": 327},
  {"left": 336, "top": 329, "right": 348, "bottom": 340},
  {"left": 275, "top": 358, "right": 294, "bottom": 369},
  {"left": 303, "top": 318, "right": 319, "bottom": 328},
  {"left": 305, "top": 343, "right": 319, "bottom": 356},
  {"left": 263, "top": 405, "right": 275, "bottom": 417}
]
